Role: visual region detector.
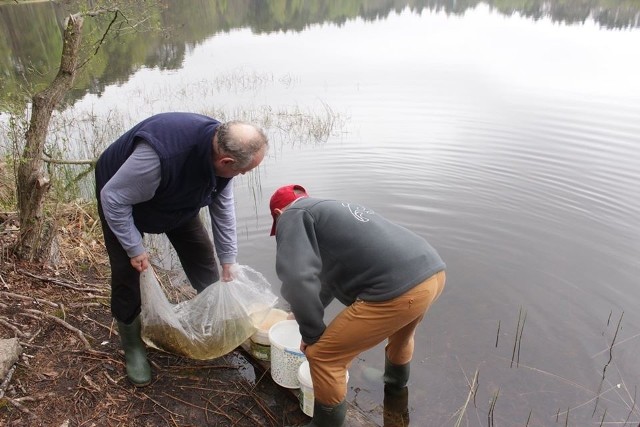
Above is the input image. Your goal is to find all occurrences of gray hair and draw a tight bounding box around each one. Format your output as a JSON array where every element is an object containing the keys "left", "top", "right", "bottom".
[{"left": 216, "top": 120, "right": 269, "bottom": 169}]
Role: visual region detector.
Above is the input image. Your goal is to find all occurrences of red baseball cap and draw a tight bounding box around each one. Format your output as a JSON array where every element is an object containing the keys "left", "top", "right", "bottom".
[{"left": 269, "top": 184, "right": 309, "bottom": 236}]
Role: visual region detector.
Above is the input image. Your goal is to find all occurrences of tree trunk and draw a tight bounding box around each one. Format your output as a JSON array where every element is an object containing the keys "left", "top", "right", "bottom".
[{"left": 16, "top": 14, "right": 84, "bottom": 263}]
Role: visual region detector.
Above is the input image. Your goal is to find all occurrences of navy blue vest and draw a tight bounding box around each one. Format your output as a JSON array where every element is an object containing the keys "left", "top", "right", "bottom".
[{"left": 95, "top": 112, "right": 230, "bottom": 233}]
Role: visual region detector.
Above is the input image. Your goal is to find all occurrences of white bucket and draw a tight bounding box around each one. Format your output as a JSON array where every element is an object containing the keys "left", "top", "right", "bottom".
[
  {"left": 297, "top": 360, "right": 349, "bottom": 417},
  {"left": 268, "top": 319, "right": 306, "bottom": 388},
  {"left": 249, "top": 308, "right": 288, "bottom": 361}
]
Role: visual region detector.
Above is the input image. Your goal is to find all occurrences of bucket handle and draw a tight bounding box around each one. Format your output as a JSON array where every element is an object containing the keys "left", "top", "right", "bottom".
[{"left": 285, "top": 348, "right": 305, "bottom": 357}]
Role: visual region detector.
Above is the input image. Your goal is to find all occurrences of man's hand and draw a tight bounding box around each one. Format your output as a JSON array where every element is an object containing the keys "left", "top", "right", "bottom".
[
  {"left": 130, "top": 253, "right": 150, "bottom": 272},
  {"left": 221, "top": 263, "right": 234, "bottom": 282},
  {"left": 300, "top": 341, "right": 309, "bottom": 354}
]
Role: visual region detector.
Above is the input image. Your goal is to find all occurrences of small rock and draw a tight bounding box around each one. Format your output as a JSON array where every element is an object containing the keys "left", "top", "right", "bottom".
[{"left": 0, "top": 338, "right": 23, "bottom": 380}]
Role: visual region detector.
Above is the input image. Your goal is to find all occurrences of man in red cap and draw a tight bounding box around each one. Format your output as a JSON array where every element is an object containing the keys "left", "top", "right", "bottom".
[
  {"left": 269, "top": 185, "right": 446, "bottom": 427},
  {"left": 269, "top": 184, "right": 309, "bottom": 236}
]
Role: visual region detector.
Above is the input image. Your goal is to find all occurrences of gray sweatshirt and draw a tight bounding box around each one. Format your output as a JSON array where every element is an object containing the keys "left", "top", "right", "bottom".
[
  {"left": 275, "top": 197, "right": 445, "bottom": 344},
  {"left": 99, "top": 142, "right": 237, "bottom": 263}
]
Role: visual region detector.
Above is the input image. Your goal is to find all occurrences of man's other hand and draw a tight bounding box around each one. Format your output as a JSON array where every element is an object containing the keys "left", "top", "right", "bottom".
[
  {"left": 130, "top": 253, "right": 149, "bottom": 272},
  {"left": 221, "top": 263, "right": 234, "bottom": 282}
]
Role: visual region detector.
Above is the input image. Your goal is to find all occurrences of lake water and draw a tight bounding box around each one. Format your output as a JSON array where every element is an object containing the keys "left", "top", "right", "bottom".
[{"left": 2, "top": 1, "right": 640, "bottom": 426}]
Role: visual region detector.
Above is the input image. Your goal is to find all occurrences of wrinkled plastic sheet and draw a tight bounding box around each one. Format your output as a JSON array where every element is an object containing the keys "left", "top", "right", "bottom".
[{"left": 141, "top": 264, "right": 278, "bottom": 360}]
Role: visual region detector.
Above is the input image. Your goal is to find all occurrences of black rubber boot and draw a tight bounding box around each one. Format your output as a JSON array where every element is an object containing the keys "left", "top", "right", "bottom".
[
  {"left": 303, "top": 400, "right": 347, "bottom": 427},
  {"left": 383, "top": 385, "right": 410, "bottom": 426},
  {"left": 383, "top": 355, "right": 410, "bottom": 394},
  {"left": 117, "top": 315, "right": 151, "bottom": 387}
]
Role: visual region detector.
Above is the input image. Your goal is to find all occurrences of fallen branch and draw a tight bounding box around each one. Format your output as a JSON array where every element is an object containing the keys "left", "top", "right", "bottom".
[
  {"left": 17, "top": 269, "right": 105, "bottom": 293},
  {"left": 12, "top": 392, "right": 57, "bottom": 403},
  {"left": 140, "top": 391, "right": 183, "bottom": 419},
  {"left": 42, "top": 155, "right": 96, "bottom": 166},
  {"left": 82, "top": 374, "right": 102, "bottom": 393},
  {"left": 0, "top": 290, "right": 60, "bottom": 308},
  {"left": 6, "top": 397, "right": 38, "bottom": 420},
  {"left": 0, "top": 364, "right": 17, "bottom": 399},
  {"left": 200, "top": 394, "right": 235, "bottom": 422},
  {"left": 82, "top": 313, "right": 117, "bottom": 335},
  {"left": 21, "top": 308, "right": 92, "bottom": 349},
  {"left": 0, "top": 271, "right": 9, "bottom": 289},
  {"left": 68, "top": 302, "right": 102, "bottom": 309},
  {"left": 26, "top": 327, "right": 43, "bottom": 345},
  {"left": 237, "top": 379, "right": 279, "bottom": 425},
  {"left": 0, "top": 316, "right": 28, "bottom": 337}
]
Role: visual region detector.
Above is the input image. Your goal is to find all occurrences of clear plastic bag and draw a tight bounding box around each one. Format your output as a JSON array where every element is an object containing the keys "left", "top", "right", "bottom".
[{"left": 140, "top": 264, "right": 278, "bottom": 360}]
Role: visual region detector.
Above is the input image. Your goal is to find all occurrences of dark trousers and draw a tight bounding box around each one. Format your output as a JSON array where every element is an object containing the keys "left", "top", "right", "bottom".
[{"left": 99, "top": 207, "right": 219, "bottom": 324}]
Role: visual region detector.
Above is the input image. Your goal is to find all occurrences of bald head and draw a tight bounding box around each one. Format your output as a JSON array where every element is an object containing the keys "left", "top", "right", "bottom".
[{"left": 215, "top": 120, "right": 269, "bottom": 169}]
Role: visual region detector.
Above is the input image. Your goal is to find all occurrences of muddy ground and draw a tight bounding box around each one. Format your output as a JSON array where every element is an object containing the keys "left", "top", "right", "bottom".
[{"left": 0, "top": 207, "right": 310, "bottom": 427}]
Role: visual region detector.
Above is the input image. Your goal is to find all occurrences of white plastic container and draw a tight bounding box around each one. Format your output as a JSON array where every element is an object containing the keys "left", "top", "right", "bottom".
[
  {"left": 249, "top": 308, "right": 288, "bottom": 361},
  {"left": 297, "top": 360, "right": 349, "bottom": 417},
  {"left": 268, "top": 319, "right": 306, "bottom": 388}
]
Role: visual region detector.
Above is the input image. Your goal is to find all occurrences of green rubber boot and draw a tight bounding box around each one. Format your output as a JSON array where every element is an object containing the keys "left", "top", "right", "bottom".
[
  {"left": 117, "top": 315, "right": 151, "bottom": 387},
  {"left": 383, "top": 356, "right": 410, "bottom": 395},
  {"left": 304, "top": 400, "right": 347, "bottom": 427}
]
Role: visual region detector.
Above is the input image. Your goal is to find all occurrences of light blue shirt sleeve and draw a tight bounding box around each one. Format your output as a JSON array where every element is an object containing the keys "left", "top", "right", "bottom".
[
  {"left": 99, "top": 142, "right": 160, "bottom": 258},
  {"left": 209, "top": 179, "right": 238, "bottom": 264},
  {"left": 209, "top": 182, "right": 238, "bottom": 264}
]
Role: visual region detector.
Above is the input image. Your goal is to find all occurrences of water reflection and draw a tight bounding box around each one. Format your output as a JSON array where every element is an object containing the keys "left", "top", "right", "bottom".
[
  {"left": 1, "top": 0, "right": 638, "bottom": 110},
  {"left": 383, "top": 386, "right": 410, "bottom": 427}
]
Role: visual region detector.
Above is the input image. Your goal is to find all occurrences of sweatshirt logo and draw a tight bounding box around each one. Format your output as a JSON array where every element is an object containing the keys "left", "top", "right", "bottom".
[{"left": 342, "top": 203, "right": 374, "bottom": 222}]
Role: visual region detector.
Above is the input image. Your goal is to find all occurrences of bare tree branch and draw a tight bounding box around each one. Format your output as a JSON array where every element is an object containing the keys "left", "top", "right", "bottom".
[
  {"left": 42, "top": 155, "right": 96, "bottom": 166},
  {"left": 93, "top": 9, "right": 120, "bottom": 56}
]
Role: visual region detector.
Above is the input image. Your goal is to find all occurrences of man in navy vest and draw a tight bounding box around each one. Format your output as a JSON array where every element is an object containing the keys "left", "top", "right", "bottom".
[{"left": 95, "top": 112, "right": 268, "bottom": 386}]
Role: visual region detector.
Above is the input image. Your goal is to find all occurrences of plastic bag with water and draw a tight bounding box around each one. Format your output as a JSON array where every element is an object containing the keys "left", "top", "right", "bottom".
[{"left": 140, "top": 264, "right": 278, "bottom": 360}]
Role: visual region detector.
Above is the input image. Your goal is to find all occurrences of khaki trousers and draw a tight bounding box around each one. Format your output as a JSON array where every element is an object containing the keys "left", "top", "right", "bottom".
[{"left": 305, "top": 270, "right": 446, "bottom": 405}]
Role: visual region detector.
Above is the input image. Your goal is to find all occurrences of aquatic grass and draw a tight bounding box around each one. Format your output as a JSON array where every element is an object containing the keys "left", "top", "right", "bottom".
[
  {"left": 453, "top": 367, "right": 479, "bottom": 427},
  {"left": 453, "top": 306, "right": 637, "bottom": 426},
  {"left": 487, "top": 388, "right": 499, "bottom": 427},
  {"left": 491, "top": 355, "right": 625, "bottom": 408},
  {"left": 598, "top": 407, "right": 607, "bottom": 426},
  {"left": 0, "top": 80, "right": 346, "bottom": 206},
  {"left": 555, "top": 381, "right": 627, "bottom": 414},
  {"left": 593, "top": 311, "right": 624, "bottom": 417},
  {"left": 111, "top": 67, "right": 345, "bottom": 148},
  {"left": 622, "top": 386, "right": 637, "bottom": 425},
  {"left": 591, "top": 323, "right": 640, "bottom": 424},
  {"left": 194, "top": 68, "right": 298, "bottom": 94},
  {"left": 510, "top": 306, "right": 526, "bottom": 368},
  {"left": 474, "top": 307, "right": 640, "bottom": 426},
  {"left": 211, "top": 68, "right": 277, "bottom": 94},
  {"left": 212, "top": 102, "right": 346, "bottom": 147},
  {"left": 591, "top": 332, "right": 640, "bottom": 359}
]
